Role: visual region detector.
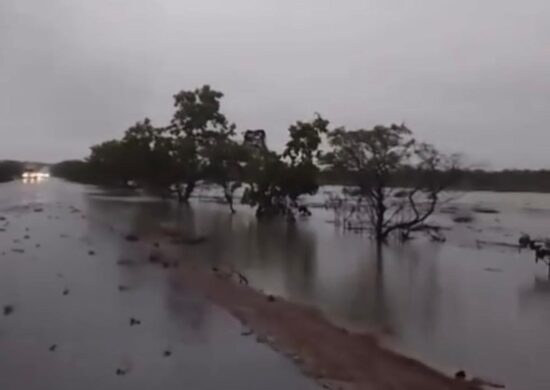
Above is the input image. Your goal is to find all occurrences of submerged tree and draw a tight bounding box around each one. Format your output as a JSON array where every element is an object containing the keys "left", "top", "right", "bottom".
[
  {"left": 202, "top": 137, "right": 248, "bottom": 213},
  {"left": 242, "top": 115, "right": 329, "bottom": 220},
  {"left": 0, "top": 160, "right": 24, "bottom": 182},
  {"left": 324, "top": 124, "right": 460, "bottom": 244},
  {"left": 167, "top": 85, "right": 235, "bottom": 203}
]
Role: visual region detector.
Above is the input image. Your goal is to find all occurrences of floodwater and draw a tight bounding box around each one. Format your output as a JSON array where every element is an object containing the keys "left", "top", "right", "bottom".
[
  {"left": 0, "top": 179, "right": 319, "bottom": 390},
  {"left": 3, "top": 180, "right": 550, "bottom": 390}
]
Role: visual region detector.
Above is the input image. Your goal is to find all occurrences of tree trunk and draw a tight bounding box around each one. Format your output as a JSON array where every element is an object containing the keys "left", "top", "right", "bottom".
[
  {"left": 181, "top": 180, "right": 195, "bottom": 203},
  {"left": 374, "top": 188, "right": 387, "bottom": 245},
  {"left": 175, "top": 184, "right": 183, "bottom": 203},
  {"left": 224, "top": 191, "right": 236, "bottom": 214}
]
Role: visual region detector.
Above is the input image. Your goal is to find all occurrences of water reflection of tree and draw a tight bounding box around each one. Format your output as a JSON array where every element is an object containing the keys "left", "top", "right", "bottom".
[
  {"left": 332, "top": 242, "right": 441, "bottom": 340},
  {"left": 165, "top": 275, "right": 211, "bottom": 343},
  {"left": 518, "top": 276, "right": 550, "bottom": 315}
]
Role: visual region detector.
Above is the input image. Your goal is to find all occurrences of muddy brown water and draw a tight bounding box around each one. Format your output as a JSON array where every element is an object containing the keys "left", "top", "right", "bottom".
[
  {"left": 3, "top": 179, "right": 550, "bottom": 390},
  {"left": 0, "top": 179, "right": 319, "bottom": 390}
]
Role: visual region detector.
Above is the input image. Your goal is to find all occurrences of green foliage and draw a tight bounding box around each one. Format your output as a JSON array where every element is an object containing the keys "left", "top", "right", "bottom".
[
  {"left": 0, "top": 160, "right": 24, "bottom": 182},
  {"left": 325, "top": 124, "right": 458, "bottom": 242},
  {"left": 51, "top": 160, "right": 94, "bottom": 183},
  {"left": 56, "top": 86, "right": 328, "bottom": 219},
  {"left": 167, "top": 85, "right": 236, "bottom": 202},
  {"left": 242, "top": 115, "right": 329, "bottom": 218}
]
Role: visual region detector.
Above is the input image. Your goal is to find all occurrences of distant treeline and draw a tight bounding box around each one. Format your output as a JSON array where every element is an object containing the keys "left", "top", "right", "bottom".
[
  {"left": 0, "top": 160, "right": 24, "bottom": 183},
  {"left": 320, "top": 169, "right": 550, "bottom": 193},
  {"left": 53, "top": 160, "right": 550, "bottom": 194}
]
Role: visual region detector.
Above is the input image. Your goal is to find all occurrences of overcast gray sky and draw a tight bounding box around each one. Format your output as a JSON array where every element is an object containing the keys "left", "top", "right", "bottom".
[{"left": 1, "top": 0, "right": 549, "bottom": 168}]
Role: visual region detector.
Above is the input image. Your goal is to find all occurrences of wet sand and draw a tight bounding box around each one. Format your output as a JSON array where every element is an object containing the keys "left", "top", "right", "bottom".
[{"left": 173, "top": 259, "right": 475, "bottom": 390}]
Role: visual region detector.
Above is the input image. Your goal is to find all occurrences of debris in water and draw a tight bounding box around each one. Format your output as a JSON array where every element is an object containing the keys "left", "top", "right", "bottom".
[
  {"left": 115, "top": 368, "right": 127, "bottom": 376},
  {"left": 3, "top": 305, "right": 14, "bottom": 316},
  {"left": 237, "top": 272, "right": 249, "bottom": 285},
  {"left": 129, "top": 317, "right": 141, "bottom": 326},
  {"left": 88, "top": 250, "right": 95, "bottom": 256},
  {"left": 124, "top": 234, "right": 139, "bottom": 242},
  {"left": 62, "top": 288, "right": 69, "bottom": 296},
  {"left": 49, "top": 344, "right": 57, "bottom": 352},
  {"left": 148, "top": 253, "right": 160, "bottom": 263},
  {"left": 163, "top": 350, "right": 172, "bottom": 357},
  {"left": 12, "top": 248, "right": 25, "bottom": 254},
  {"left": 473, "top": 207, "right": 500, "bottom": 214},
  {"left": 118, "top": 285, "right": 130, "bottom": 292},
  {"left": 455, "top": 370, "right": 466, "bottom": 380},
  {"left": 453, "top": 215, "right": 473, "bottom": 223},
  {"left": 484, "top": 267, "right": 503, "bottom": 273}
]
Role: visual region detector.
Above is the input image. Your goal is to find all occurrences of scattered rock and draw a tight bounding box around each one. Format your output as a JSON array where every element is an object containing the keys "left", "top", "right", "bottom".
[
  {"left": 0, "top": 216, "right": 6, "bottom": 221},
  {"left": 484, "top": 267, "right": 503, "bottom": 273},
  {"left": 129, "top": 317, "right": 141, "bottom": 326},
  {"left": 473, "top": 207, "right": 500, "bottom": 214},
  {"left": 12, "top": 248, "right": 25, "bottom": 254},
  {"left": 241, "top": 329, "right": 254, "bottom": 336},
  {"left": 49, "top": 344, "right": 57, "bottom": 352},
  {"left": 267, "top": 295, "right": 276, "bottom": 302},
  {"left": 3, "top": 305, "right": 14, "bottom": 316},
  {"left": 33, "top": 208, "right": 44, "bottom": 213},
  {"left": 118, "top": 285, "right": 130, "bottom": 292},
  {"left": 148, "top": 253, "right": 160, "bottom": 263},
  {"left": 153, "top": 242, "right": 160, "bottom": 248},
  {"left": 163, "top": 350, "right": 172, "bottom": 357},
  {"left": 88, "top": 250, "right": 95, "bottom": 256},
  {"left": 455, "top": 370, "right": 466, "bottom": 380},
  {"left": 453, "top": 215, "right": 473, "bottom": 223},
  {"left": 62, "top": 288, "right": 70, "bottom": 296},
  {"left": 23, "top": 235, "right": 30, "bottom": 240},
  {"left": 35, "top": 243, "right": 41, "bottom": 248},
  {"left": 115, "top": 368, "right": 127, "bottom": 376},
  {"left": 124, "top": 234, "right": 139, "bottom": 242}
]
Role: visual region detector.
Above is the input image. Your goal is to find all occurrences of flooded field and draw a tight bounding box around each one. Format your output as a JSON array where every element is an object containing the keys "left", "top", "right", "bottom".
[
  {"left": 0, "top": 179, "right": 318, "bottom": 390},
  {"left": 2, "top": 179, "right": 550, "bottom": 390}
]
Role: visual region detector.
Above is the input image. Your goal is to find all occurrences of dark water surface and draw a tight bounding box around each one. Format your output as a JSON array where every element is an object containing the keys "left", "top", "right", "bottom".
[
  {"left": 0, "top": 180, "right": 319, "bottom": 390},
  {"left": 3, "top": 179, "right": 550, "bottom": 390}
]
